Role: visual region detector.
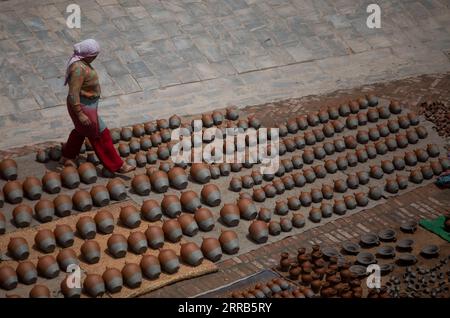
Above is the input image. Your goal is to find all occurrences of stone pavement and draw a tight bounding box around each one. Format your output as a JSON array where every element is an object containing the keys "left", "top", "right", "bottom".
[{"left": 1, "top": 0, "right": 450, "bottom": 150}]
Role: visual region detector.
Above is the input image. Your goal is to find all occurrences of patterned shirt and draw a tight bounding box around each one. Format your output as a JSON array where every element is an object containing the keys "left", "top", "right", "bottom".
[{"left": 67, "top": 60, "right": 101, "bottom": 106}]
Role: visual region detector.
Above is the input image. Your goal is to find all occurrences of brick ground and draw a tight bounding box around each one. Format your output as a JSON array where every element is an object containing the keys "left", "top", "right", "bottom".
[{"left": 1, "top": 0, "right": 450, "bottom": 149}]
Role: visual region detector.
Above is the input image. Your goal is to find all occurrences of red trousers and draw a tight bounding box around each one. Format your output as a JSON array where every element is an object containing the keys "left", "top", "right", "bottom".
[{"left": 62, "top": 128, "right": 123, "bottom": 173}]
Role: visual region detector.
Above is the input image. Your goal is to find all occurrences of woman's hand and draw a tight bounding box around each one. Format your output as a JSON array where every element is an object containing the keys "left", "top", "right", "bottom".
[{"left": 78, "top": 112, "right": 91, "bottom": 126}]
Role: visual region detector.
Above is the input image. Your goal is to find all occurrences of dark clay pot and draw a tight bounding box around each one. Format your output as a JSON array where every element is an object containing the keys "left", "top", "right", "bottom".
[
  {"left": 287, "top": 196, "right": 301, "bottom": 210},
  {"left": 219, "top": 230, "right": 239, "bottom": 254},
  {"left": 334, "top": 179, "right": 348, "bottom": 193},
  {"left": 346, "top": 174, "right": 359, "bottom": 189},
  {"left": 334, "top": 138, "right": 346, "bottom": 152},
  {"left": 0, "top": 159, "right": 18, "bottom": 180},
  {"left": 427, "top": 144, "right": 440, "bottom": 157},
  {"left": 367, "top": 108, "right": 379, "bottom": 122},
  {"left": 333, "top": 200, "right": 347, "bottom": 215},
  {"left": 201, "top": 237, "right": 222, "bottom": 262},
  {"left": 381, "top": 160, "right": 395, "bottom": 174},
  {"left": 377, "top": 106, "right": 390, "bottom": 119},
  {"left": 34, "top": 229, "right": 56, "bottom": 253},
  {"left": 180, "top": 242, "right": 204, "bottom": 266},
  {"left": 53, "top": 224, "right": 74, "bottom": 248},
  {"left": 421, "top": 165, "right": 434, "bottom": 180},
  {"left": 396, "top": 175, "right": 409, "bottom": 189},
  {"left": 321, "top": 202, "right": 333, "bottom": 218},
  {"left": 194, "top": 207, "right": 214, "bottom": 232},
  {"left": 61, "top": 166, "right": 80, "bottom": 189},
  {"left": 140, "top": 255, "right": 161, "bottom": 279},
  {"left": 162, "top": 219, "right": 182, "bottom": 243},
  {"left": 83, "top": 274, "right": 105, "bottom": 298},
  {"left": 3, "top": 180, "right": 23, "bottom": 204},
  {"left": 258, "top": 207, "right": 272, "bottom": 222},
  {"left": 159, "top": 249, "right": 180, "bottom": 274},
  {"left": 398, "top": 115, "right": 410, "bottom": 129},
  {"left": 385, "top": 179, "right": 399, "bottom": 194},
  {"left": 120, "top": 205, "right": 141, "bottom": 228},
  {"left": 190, "top": 163, "right": 211, "bottom": 184},
  {"left": 357, "top": 112, "right": 368, "bottom": 126},
  {"left": 406, "top": 129, "right": 419, "bottom": 144},
  {"left": 292, "top": 213, "right": 305, "bottom": 228},
  {"left": 415, "top": 126, "right": 428, "bottom": 139},
  {"left": 78, "top": 162, "right": 97, "bottom": 184},
  {"left": 72, "top": 190, "right": 93, "bottom": 212},
  {"left": 22, "top": 176, "right": 43, "bottom": 200},
  {"left": 327, "top": 107, "right": 339, "bottom": 120},
  {"left": 8, "top": 237, "right": 29, "bottom": 260},
  {"left": 76, "top": 216, "right": 97, "bottom": 239},
  {"left": 52, "top": 194, "right": 72, "bottom": 217},
  {"left": 16, "top": 261, "right": 37, "bottom": 285},
  {"left": 336, "top": 156, "right": 348, "bottom": 171},
  {"left": 370, "top": 165, "right": 384, "bottom": 179},
  {"left": 81, "top": 240, "right": 101, "bottom": 264},
  {"left": 128, "top": 232, "right": 148, "bottom": 254},
  {"left": 389, "top": 100, "right": 402, "bottom": 114},
  {"left": 13, "top": 204, "right": 33, "bottom": 228},
  {"left": 29, "top": 285, "right": 51, "bottom": 298},
  {"left": 346, "top": 115, "right": 358, "bottom": 129},
  {"left": 90, "top": 185, "right": 110, "bottom": 207},
  {"left": 355, "top": 192, "right": 369, "bottom": 206},
  {"left": 275, "top": 200, "right": 289, "bottom": 216},
  {"left": 37, "top": 255, "right": 59, "bottom": 278},
  {"left": 280, "top": 217, "right": 292, "bottom": 232},
  {"left": 140, "top": 199, "right": 162, "bottom": 222},
  {"left": 180, "top": 191, "right": 201, "bottom": 213},
  {"left": 241, "top": 175, "right": 255, "bottom": 189},
  {"left": 369, "top": 186, "right": 383, "bottom": 200},
  {"left": 102, "top": 268, "right": 123, "bottom": 293},
  {"left": 322, "top": 184, "right": 334, "bottom": 200},
  {"left": 107, "top": 234, "right": 128, "bottom": 258},
  {"left": 56, "top": 248, "right": 78, "bottom": 271},
  {"left": 393, "top": 156, "right": 406, "bottom": 170},
  {"left": 237, "top": 198, "right": 257, "bottom": 220},
  {"left": 145, "top": 225, "right": 164, "bottom": 249},
  {"left": 415, "top": 149, "right": 429, "bottom": 162},
  {"left": 344, "top": 195, "right": 357, "bottom": 209},
  {"left": 309, "top": 207, "right": 322, "bottom": 223},
  {"left": 131, "top": 174, "right": 151, "bottom": 196},
  {"left": 220, "top": 204, "right": 240, "bottom": 227},
  {"left": 178, "top": 214, "right": 199, "bottom": 237},
  {"left": 404, "top": 151, "right": 418, "bottom": 166},
  {"left": 42, "top": 171, "right": 61, "bottom": 194}
]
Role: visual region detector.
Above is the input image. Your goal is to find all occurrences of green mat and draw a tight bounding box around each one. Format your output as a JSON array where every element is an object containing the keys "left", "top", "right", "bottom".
[{"left": 420, "top": 215, "right": 450, "bottom": 243}]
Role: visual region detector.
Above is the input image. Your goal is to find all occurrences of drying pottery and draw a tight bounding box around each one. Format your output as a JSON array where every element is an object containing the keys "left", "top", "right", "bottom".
[
  {"left": 303, "top": 131, "right": 316, "bottom": 146},
  {"left": 367, "top": 127, "right": 380, "bottom": 141},
  {"left": 37, "top": 255, "right": 59, "bottom": 278},
  {"left": 104, "top": 179, "right": 126, "bottom": 202},
  {"left": 107, "top": 234, "right": 128, "bottom": 258},
  {"left": 250, "top": 170, "right": 263, "bottom": 185},
  {"left": 407, "top": 111, "right": 419, "bottom": 125},
  {"left": 356, "top": 171, "right": 369, "bottom": 185},
  {"left": 280, "top": 218, "right": 292, "bottom": 232},
  {"left": 8, "top": 237, "right": 29, "bottom": 261},
  {"left": 16, "top": 261, "right": 37, "bottom": 285},
  {"left": 333, "top": 200, "right": 347, "bottom": 215},
  {"left": 440, "top": 157, "right": 450, "bottom": 170},
  {"left": 140, "top": 136, "right": 152, "bottom": 151},
  {"left": 303, "top": 168, "right": 316, "bottom": 184},
  {"left": 128, "top": 232, "right": 148, "bottom": 254},
  {"left": 220, "top": 204, "right": 240, "bottom": 227},
  {"left": 150, "top": 132, "right": 162, "bottom": 146},
  {"left": 346, "top": 174, "right": 359, "bottom": 189},
  {"left": 395, "top": 132, "right": 409, "bottom": 148},
  {"left": 307, "top": 113, "right": 320, "bottom": 126},
  {"left": 309, "top": 207, "right": 322, "bottom": 223},
  {"left": 336, "top": 156, "right": 348, "bottom": 171},
  {"left": 180, "top": 191, "right": 201, "bottom": 213},
  {"left": 427, "top": 144, "right": 440, "bottom": 157},
  {"left": 0, "top": 212, "right": 5, "bottom": 234},
  {"left": 252, "top": 188, "right": 266, "bottom": 202},
  {"left": 131, "top": 174, "right": 151, "bottom": 196},
  {"left": 145, "top": 226, "right": 164, "bottom": 249},
  {"left": 209, "top": 165, "right": 221, "bottom": 179},
  {"left": 404, "top": 151, "right": 418, "bottom": 166},
  {"left": 90, "top": 185, "right": 110, "bottom": 207},
  {"left": 396, "top": 174, "right": 408, "bottom": 189},
  {"left": 386, "top": 119, "right": 400, "bottom": 134},
  {"left": 292, "top": 213, "right": 305, "bottom": 228},
  {"left": 52, "top": 196, "right": 72, "bottom": 219},
  {"left": 398, "top": 115, "right": 410, "bottom": 129},
  {"left": 140, "top": 255, "right": 161, "bottom": 280},
  {"left": 377, "top": 106, "right": 390, "bottom": 119},
  {"left": 378, "top": 228, "right": 397, "bottom": 242},
  {"left": 125, "top": 156, "right": 137, "bottom": 167},
  {"left": 318, "top": 108, "right": 330, "bottom": 122},
  {"left": 339, "top": 103, "right": 351, "bottom": 117},
  {"left": 370, "top": 165, "right": 384, "bottom": 179},
  {"left": 367, "top": 108, "right": 379, "bottom": 122},
  {"left": 342, "top": 242, "right": 360, "bottom": 255},
  {"left": 219, "top": 230, "right": 239, "bottom": 254},
  {"left": 84, "top": 274, "right": 105, "bottom": 298},
  {"left": 257, "top": 208, "right": 272, "bottom": 222},
  {"left": 377, "top": 123, "right": 390, "bottom": 137},
  {"left": 61, "top": 166, "right": 80, "bottom": 189},
  {"left": 193, "top": 207, "right": 214, "bottom": 231},
  {"left": 76, "top": 216, "right": 97, "bottom": 239},
  {"left": 61, "top": 274, "right": 81, "bottom": 298},
  {"left": 388, "top": 100, "right": 401, "bottom": 114},
  {"left": 320, "top": 202, "right": 333, "bottom": 218},
  {"left": 398, "top": 254, "right": 417, "bottom": 265},
  {"left": 146, "top": 149, "right": 158, "bottom": 164},
  {"left": 409, "top": 169, "right": 423, "bottom": 184},
  {"left": 156, "top": 118, "right": 169, "bottom": 130},
  {"left": 355, "top": 192, "right": 369, "bottom": 207},
  {"left": 281, "top": 175, "right": 295, "bottom": 190},
  {"left": 72, "top": 190, "right": 93, "bottom": 212},
  {"left": 139, "top": 200, "right": 162, "bottom": 222},
  {"left": 118, "top": 143, "right": 130, "bottom": 157},
  {"left": 282, "top": 157, "right": 294, "bottom": 172},
  {"left": 148, "top": 170, "right": 169, "bottom": 193},
  {"left": 319, "top": 184, "right": 333, "bottom": 200},
  {"left": 430, "top": 161, "right": 443, "bottom": 175},
  {"left": 201, "top": 113, "right": 214, "bottom": 128},
  {"left": 396, "top": 238, "right": 414, "bottom": 250},
  {"left": 287, "top": 196, "right": 301, "bottom": 210},
  {"left": 162, "top": 219, "right": 182, "bottom": 243},
  {"left": 323, "top": 159, "right": 337, "bottom": 174},
  {"left": 287, "top": 118, "right": 299, "bottom": 133},
  {"left": 158, "top": 249, "right": 180, "bottom": 274},
  {"left": 421, "top": 165, "right": 434, "bottom": 179},
  {"left": 166, "top": 167, "right": 188, "bottom": 190},
  {"left": 384, "top": 136, "right": 397, "bottom": 151},
  {"left": 12, "top": 204, "right": 33, "bottom": 228},
  {"left": 313, "top": 128, "right": 325, "bottom": 142},
  {"left": 364, "top": 144, "right": 376, "bottom": 160},
  {"left": 360, "top": 233, "right": 379, "bottom": 247},
  {"left": 347, "top": 150, "right": 359, "bottom": 165},
  {"left": 134, "top": 152, "right": 147, "bottom": 167},
  {"left": 157, "top": 145, "right": 170, "bottom": 160},
  {"left": 178, "top": 214, "right": 199, "bottom": 237},
  {"left": 376, "top": 245, "right": 395, "bottom": 259},
  {"left": 190, "top": 163, "right": 211, "bottom": 184},
  {"left": 0, "top": 266, "right": 18, "bottom": 290},
  {"left": 0, "top": 159, "right": 17, "bottom": 180},
  {"left": 344, "top": 195, "right": 357, "bottom": 209},
  {"left": 56, "top": 248, "right": 78, "bottom": 271},
  {"left": 160, "top": 129, "right": 171, "bottom": 143},
  {"left": 298, "top": 191, "right": 311, "bottom": 207},
  {"left": 333, "top": 139, "right": 346, "bottom": 153},
  {"left": 272, "top": 179, "right": 285, "bottom": 194},
  {"left": 119, "top": 205, "right": 141, "bottom": 228},
  {"left": 110, "top": 128, "right": 121, "bottom": 143},
  {"left": 3, "top": 180, "right": 23, "bottom": 204},
  {"left": 34, "top": 229, "right": 56, "bottom": 253},
  {"left": 346, "top": 114, "right": 358, "bottom": 129},
  {"left": 200, "top": 237, "right": 222, "bottom": 262},
  {"left": 369, "top": 186, "right": 383, "bottom": 200},
  {"left": 248, "top": 220, "right": 269, "bottom": 244},
  {"left": 385, "top": 178, "right": 399, "bottom": 193},
  {"left": 180, "top": 242, "right": 204, "bottom": 266},
  {"left": 41, "top": 171, "right": 61, "bottom": 194},
  {"left": 392, "top": 156, "right": 406, "bottom": 170},
  {"left": 333, "top": 179, "right": 347, "bottom": 193},
  {"left": 237, "top": 198, "right": 257, "bottom": 220},
  {"left": 406, "top": 129, "right": 419, "bottom": 144},
  {"left": 53, "top": 224, "right": 74, "bottom": 248},
  {"left": 241, "top": 175, "right": 255, "bottom": 189},
  {"left": 81, "top": 240, "right": 101, "bottom": 264},
  {"left": 375, "top": 140, "right": 388, "bottom": 155},
  {"left": 291, "top": 172, "right": 305, "bottom": 188},
  {"left": 381, "top": 160, "right": 395, "bottom": 174},
  {"left": 36, "top": 149, "right": 49, "bottom": 163},
  {"left": 226, "top": 107, "right": 239, "bottom": 120},
  {"left": 102, "top": 268, "right": 123, "bottom": 293},
  {"left": 356, "top": 252, "right": 376, "bottom": 266},
  {"left": 309, "top": 188, "right": 322, "bottom": 203},
  {"left": 355, "top": 148, "right": 368, "bottom": 163},
  {"left": 120, "top": 127, "right": 133, "bottom": 141},
  {"left": 327, "top": 106, "right": 339, "bottom": 120},
  {"left": 211, "top": 111, "right": 223, "bottom": 126},
  {"left": 229, "top": 177, "right": 242, "bottom": 192},
  {"left": 77, "top": 162, "right": 97, "bottom": 184},
  {"left": 21, "top": 176, "right": 43, "bottom": 200},
  {"left": 275, "top": 200, "right": 289, "bottom": 216},
  {"left": 420, "top": 244, "right": 439, "bottom": 258},
  {"left": 415, "top": 126, "right": 428, "bottom": 138}
]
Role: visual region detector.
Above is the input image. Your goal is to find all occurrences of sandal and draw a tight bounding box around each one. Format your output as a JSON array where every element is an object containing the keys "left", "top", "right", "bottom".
[{"left": 118, "top": 162, "right": 136, "bottom": 173}]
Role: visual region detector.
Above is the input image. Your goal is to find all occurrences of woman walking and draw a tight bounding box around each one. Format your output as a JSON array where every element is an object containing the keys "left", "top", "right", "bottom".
[{"left": 61, "top": 39, "right": 135, "bottom": 173}]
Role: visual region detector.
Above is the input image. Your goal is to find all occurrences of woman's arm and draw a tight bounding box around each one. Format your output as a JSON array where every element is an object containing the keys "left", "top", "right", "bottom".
[{"left": 67, "top": 63, "right": 91, "bottom": 126}]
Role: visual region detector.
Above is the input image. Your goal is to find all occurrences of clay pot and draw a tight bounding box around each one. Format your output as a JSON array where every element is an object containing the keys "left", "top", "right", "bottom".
[
  {"left": 75, "top": 216, "right": 96, "bottom": 239},
  {"left": 53, "top": 224, "right": 74, "bottom": 248},
  {"left": 220, "top": 204, "right": 240, "bottom": 226},
  {"left": 334, "top": 139, "right": 346, "bottom": 153},
  {"left": 179, "top": 242, "right": 203, "bottom": 266},
  {"left": 21, "top": 176, "right": 43, "bottom": 201},
  {"left": 308, "top": 207, "right": 321, "bottom": 223},
  {"left": 309, "top": 188, "right": 322, "bottom": 203},
  {"left": 377, "top": 124, "right": 390, "bottom": 138},
  {"left": 339, "top": 103, "right": 351, "bottom": 117},
  {"left": 139, "top": 136, "right": 152, "bottom": 151},
  {"left": 392, "top": 156, "right": 405, "bottom": 170},
  {"left": 56, "top": 248, "right": 78, "bottom": 271},
  {"left": 427, "top": 144, "right": 440, "bottom": 157},
  {"left": 291, "top": 172, "right": 306, "bottom": 188},
  {"left": 323, "top": 160, "right": 337, "bottom": 174},
  {"left": 16, "top": 261, "right": 37, "bottom": 285},
  {"left": 158, "top": 249, "right": 180, "bottom": 274},
  {"left": 334, "top": 179, "right": 347, "bottom": 193},
  {"left": 389, "top": 100, "right": 402, "bottom": 114},
  {"left": 398, "top": 115, "right": 410, "bottom": 129},
  {"left": 60, "top": 274, "right": 81, "bottom": 298},
  {"left": 150, "top": 132, "right": 162, "bottom": 146},
  {"left": 355, "top": 172, "right": 368, "bottom": 186},
  {"left": 313, "top": 128, "right": 325, "bottom": 142},
  {"left": 127, "top": 231, "right": 147, "bottom": 254},
  {"left": 236, "top": 198, "right": 257, "bottom": 220},
  {"left": 421, "top": 165, "right": 434, "bottom": 180},
  {"left": 273, "top": 200, "right": 287, "bottom": 216},
  {"left": 0, "top": 211, "right": 5, "bottom": 234},
  {"left": 322, "top": 124, "right": 334, "bottom": 139},
  {"left": 396, "top": 175, "right": 409, "bottom": 189},
  {"left": 156, "top": 145, "right": 170, "bottom": 160},
  {"left": 355, "top": 192, "right": 369, "bottom": 206},
  {"left": 333, "top": 200, "right": 347, "bottom": 215},
  {"left": 34, "top": 229, "right": 56, "bottom": 253},
  {"left": 281, "top": 175, "right": 295, "bottom": 190},
  {"left": 255, "top": 208, "right": 271, "bottom": 223},
  {"left": 81, "top": 240, "right": 101, "bottom": 264},
  {"left": 179, "top": 191, "right": 200, "bottom": 213},
  {"left": 287, "top": 118, "right": 299, "bottom": 133},
  {"left": 101, "top": 268, "right": 123, "bottom": 293},
  {"left": 37, "top": 255, "right": 59, "bottom": 278},
  {"left": 89, "top": 185, "right": 110, "bottom": 207},
  {"left": 0, "top": 159, "right": 17, "bottom": 180},
  {"left": 346, "top": 115, "right": 358, "bottom": 129},
  {"left": 227, "top": 177, "right": 242, "bottom": 193},
  {"left": 7, "top": 237, "right": 29, "bottom": 261},
  {"left": 146, "top": 149, "right": 158, "bottom": 164},
  {"left": 344, "top": 195, "right": 357, "bottom": 209},
  {"left": 346, "top": 174, "right": 359, "bottom": 189},
  {"left": 12, "top": 204, "right": 33, "bottom": 228},
  {"left": 307, "top": 113, "right": 320, "bottom": 126},
  {"left": 163, "top": 169, "right": 187, "bottom": 191},
  {"left": 385, "top": 179, "right": 399, "bottom": 194},
  {"left": 138, "top": 255, "right": 161, "bottom": 280},
  {"left": 406, "top": 129, "right": 419, "bottom": 144},
  {"left": 84, "top": 274, "right": 105, "bottom": 298},
  {"left": 219, "top": 230, "right": 239, "bottom": 254},
  {"left": 369, "top": 165, "right": 383, "bottom": 179},
  {"left": 121, "top": 264, "right": 142, "bottom": 289},
  {"left": 304, "top": 131, "right": 316, "bottom": 145},
  {"left": 28, "top": 284, "right": 51, "bottom": 298},
  {"left": 415, "top": 149, "right": 429, "bottom": 162},
  {"left": 415, "top": 126, "right": 428, "bottom": 139},
  {"left": 60, "top": 166, "right": 80, "bottom": 189},
  {"left": 297, "top": 192, "right": 310, "bottom": 207},
  {"left": 429, "top": 161, "right": 443, "bottom": 176},
  {"left": 381, "top": 160, "right": 395, "bottom": 174},
  {"left": 248, "top": 220, "right": 269, "bottom": 244},
  {"left": 253, "top": 188, "right": 266, "bottom": 202},
  {"left": 72, "top": 190, "right": 93, "bottom": 212},
  {"left": 190, "top": 163, "right": 211, "bottom": 184},
  {"left": 282, "top": 158, "right": 294, "bottom": 172},
  {"left": 321, "top": 202, "right": 333, "bottom": 218},
  {"left": 369, "top": 186, "right": 383, "bottom": 200},
  {"left": 303, "top": 169, "right": 316, "bottom": 184},
  {"left": 327, "top": 107, "right": 339, "bottom": 120},
  {"left": 120, "top": 205, "right": 141, "bottom": 228},
  {"left": 106, "top": 234, "right": 128, "bottom": 258},
  {"left": 189, "top": 208, "right": 213, "bottom": 233},
  {"left": 178, "top": 214, "right": 198, "bottom": 237},
  {"left": 292, "top": 213, "right": 305, "bottom": 228},
  {"left": 386, "top": 120, "right": 399, "bottom": 134},
  {"left": 287, "top": 196, "right": 301, "bottom": 210},
  {"left": 294, "top": 135, "right": 306, "bottom": 149},
  {"left": 408, "top": 111, "right": 419, "bottom": 126},
  {"left": 357, "top": 112, "right": 368, "bottom": 126},
  {"left": 404, "top": 151, "right": 418, "bottom": 166},
  {"left": 52, "top": 194, "right": 72, "bottom": 217},
  {"left": 375, "top": 141, "right": 388, "bottom": 155},
  {"left": 0, "top": 265, "right": 18, "bottom": 290},
  {"left": 272, "top": 179, "right": 285, "bottom": 194},
  {"left": 199, "top": 184, "right": 220, "bottom": 207},
  {"left": 130, "top": 174, "right": 150, "bottom": 196},
  {"left": 3, "top": 180, "right": 23, "bottom": 204},
  {"left": 336, "top": 156, "right": 348, "bottom": 171},
  {"left": 367, "top": 108, "right": 379, "bottom": 122},
  {"left": 41, "top": 171, "right": 61, "bottom": 194},
  {"left": 76, "top": 163, "right": 96, "bottom": 185},
  {"left": 161, "top": 219, "right": 182, "bottom": 243},
  {"left": 156, "top": 118, "right": 169, "bottom": 130},
  {"left": 363, "top": 144, "right": 376, "bottom": 160},
  {"left": 377, "top": 106, "right": 390, "bottom": 119},
  {"left": 280, "top": 217, "right": 292, "bottom": 232},
  {"left": 36, "top": 149, "right": 49, "bottom": 163},
  {"left": 106, "top": 178, "right": 126, "bottom": 201}
]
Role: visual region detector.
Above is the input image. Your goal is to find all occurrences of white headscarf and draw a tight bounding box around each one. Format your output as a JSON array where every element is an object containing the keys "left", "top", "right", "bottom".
[{"left": 64, "top": 39, "right": 100, "bottom": 85}]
